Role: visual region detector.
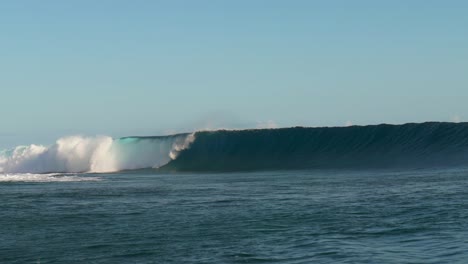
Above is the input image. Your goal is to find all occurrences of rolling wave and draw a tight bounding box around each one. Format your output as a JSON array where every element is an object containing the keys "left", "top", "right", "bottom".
[{"left": 2, "top": 122, "right": 468, "bottom": 173}]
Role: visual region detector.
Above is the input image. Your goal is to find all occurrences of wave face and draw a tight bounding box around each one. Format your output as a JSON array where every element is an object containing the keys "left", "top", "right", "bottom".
[
  {"left": 0, "top": 134, "right": 193, "bottom": 173},
  {"left": 162, "top": 122, "right": 468, "bottom": 171},
  {"left": 2, "top": 122, "right": 468, "bottom": 173}
]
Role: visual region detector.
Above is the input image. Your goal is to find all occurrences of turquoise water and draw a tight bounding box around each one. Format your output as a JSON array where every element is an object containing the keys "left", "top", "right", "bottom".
[{"left": 2, "top": 168, "right": 468, "bottom": 263}]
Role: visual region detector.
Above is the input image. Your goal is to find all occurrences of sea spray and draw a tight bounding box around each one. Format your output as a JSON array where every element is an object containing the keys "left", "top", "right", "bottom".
[{"left": 0, "top": 133, "right": 193, "bottom": 173}]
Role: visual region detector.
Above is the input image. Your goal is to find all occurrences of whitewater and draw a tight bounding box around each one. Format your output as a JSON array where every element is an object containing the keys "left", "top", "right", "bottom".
[{"left": 0, "top": 134, "right": 194, "bottom": 174}]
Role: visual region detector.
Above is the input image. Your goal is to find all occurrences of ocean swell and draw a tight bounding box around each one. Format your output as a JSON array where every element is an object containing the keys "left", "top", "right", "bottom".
[{"left": 2, "top": 122, "right": 468, "bottom": 173}]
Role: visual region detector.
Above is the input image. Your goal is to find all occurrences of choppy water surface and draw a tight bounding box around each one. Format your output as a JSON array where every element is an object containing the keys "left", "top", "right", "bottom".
[{"left": 2, "top": 168, "right": 468, "bottom": 263}]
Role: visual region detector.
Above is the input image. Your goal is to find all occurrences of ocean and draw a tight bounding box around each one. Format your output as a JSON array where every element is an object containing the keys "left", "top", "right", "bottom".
[
  {"left": 2, "top": 122, "right": 468, "bottom": 263},
  {"left": 2, "top": 168, "right": 468, "bottom": 263}
]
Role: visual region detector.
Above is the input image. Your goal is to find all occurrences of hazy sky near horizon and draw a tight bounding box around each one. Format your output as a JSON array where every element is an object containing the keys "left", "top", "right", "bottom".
[{"left": 1, "top": 0, "right": 467, "bottom": 148}]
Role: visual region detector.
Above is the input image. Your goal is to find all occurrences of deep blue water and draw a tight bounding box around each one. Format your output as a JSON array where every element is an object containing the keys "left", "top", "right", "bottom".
[{"left": 2, "top": 168, "right": 468, "bottom": 263}]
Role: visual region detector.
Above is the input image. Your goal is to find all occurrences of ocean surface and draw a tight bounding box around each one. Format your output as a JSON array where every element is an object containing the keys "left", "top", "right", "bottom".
[
  {"left": 2, "top": 122, "right": 468, "bottom": 263},
  {"left": 2, "top": 168, "right": 468, "bottom": 263}
]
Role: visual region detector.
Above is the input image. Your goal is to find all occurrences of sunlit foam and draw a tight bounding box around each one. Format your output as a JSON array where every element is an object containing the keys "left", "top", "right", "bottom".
[{"left": 0, "top": 133, "right": 195, "bottom": 174}]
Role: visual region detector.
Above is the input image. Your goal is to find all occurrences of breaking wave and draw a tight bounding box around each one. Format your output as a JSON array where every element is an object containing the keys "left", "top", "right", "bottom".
[
  {"left": 2, "top": 122, "right": 468, "bottom": 173},
  {"left": 0, "top": 134, "right": 194, "bottom": 173}
]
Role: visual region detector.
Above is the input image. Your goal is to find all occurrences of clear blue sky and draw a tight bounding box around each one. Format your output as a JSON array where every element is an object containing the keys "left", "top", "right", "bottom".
[{"left": 1, "top": 0, "right": 467, "bottom": 148}]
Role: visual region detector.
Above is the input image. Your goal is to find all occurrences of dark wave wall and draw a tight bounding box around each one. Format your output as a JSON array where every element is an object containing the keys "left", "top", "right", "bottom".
[{"left": 161, "top": 122, "right": 468, "bottom": 172}]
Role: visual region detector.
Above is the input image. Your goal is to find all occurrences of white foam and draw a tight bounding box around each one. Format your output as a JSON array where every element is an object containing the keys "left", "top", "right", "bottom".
[
  {"left": 0, "top": 173, "right": 101, "bottom": 182},
  {"left": 0, "top": 133, "right": 195, "bottom": 174}
]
